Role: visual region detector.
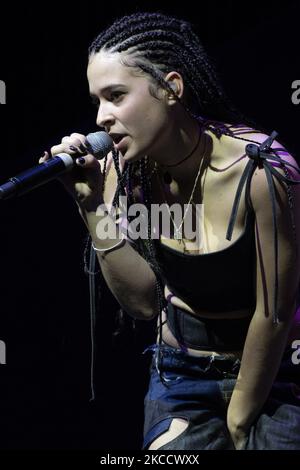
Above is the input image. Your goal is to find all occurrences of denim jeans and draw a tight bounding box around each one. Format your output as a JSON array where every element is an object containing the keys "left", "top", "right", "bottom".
[{"left": 143, "top": 344, "right": 300, "bottom": 450}]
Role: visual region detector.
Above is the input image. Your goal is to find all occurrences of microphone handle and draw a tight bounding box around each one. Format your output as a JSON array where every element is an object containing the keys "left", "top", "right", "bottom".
[{"left": 0, "top": 153, "right": 74, "bottom": 200}]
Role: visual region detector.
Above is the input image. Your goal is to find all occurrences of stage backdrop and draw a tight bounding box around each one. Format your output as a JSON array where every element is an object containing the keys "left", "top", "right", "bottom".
[{"left": 0, "top": 0, "right": 299, "bottom": 450}]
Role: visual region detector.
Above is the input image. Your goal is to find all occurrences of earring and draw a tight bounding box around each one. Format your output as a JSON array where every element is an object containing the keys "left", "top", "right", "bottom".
[{"left": 166, "top": 83, "right": 177, "bottom": 99}]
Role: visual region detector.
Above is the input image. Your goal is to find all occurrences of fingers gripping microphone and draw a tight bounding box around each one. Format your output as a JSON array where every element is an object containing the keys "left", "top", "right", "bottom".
[{"left": 0, "top": 131, "right": 113, "bottom": 200}]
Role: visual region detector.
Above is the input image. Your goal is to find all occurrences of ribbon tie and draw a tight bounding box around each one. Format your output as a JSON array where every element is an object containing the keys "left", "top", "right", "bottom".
[{"left": 226, "top": 131, "right": 300, "bottom": 324}]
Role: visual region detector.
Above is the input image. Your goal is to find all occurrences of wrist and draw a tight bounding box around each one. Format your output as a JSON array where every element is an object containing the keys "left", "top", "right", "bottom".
[
  {"left": 92, "top": 234, "right": 126, "bottom": 255},
  {"left": 85, "top": 208, "right": 124, "bottom": 247},
  {"left": 227, "top": 407, "right": 251, "bottom": 436},
  {"left": 227, "top": 416, "right": 249, "bottom": 449}
]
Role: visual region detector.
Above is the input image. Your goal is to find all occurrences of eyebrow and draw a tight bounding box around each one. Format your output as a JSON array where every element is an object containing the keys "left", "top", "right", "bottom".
[{"left": 89, "top": 84, "right": 126, "bottom": 98}]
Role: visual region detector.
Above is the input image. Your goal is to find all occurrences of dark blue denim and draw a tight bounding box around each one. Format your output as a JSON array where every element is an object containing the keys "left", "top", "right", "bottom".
[{"left": 143, "top": 344, "right": 300, "bottom": 450}]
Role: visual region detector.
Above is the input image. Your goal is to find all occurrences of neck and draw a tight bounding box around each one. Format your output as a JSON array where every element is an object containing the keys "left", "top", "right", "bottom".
[{"left": 149, "top": 118, "right": 211, "bottom": 184}]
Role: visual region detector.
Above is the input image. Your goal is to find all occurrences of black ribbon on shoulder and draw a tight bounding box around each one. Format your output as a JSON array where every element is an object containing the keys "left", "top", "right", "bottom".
[{"left": 226, "top": 131, "right": 300, "bottom": 324}]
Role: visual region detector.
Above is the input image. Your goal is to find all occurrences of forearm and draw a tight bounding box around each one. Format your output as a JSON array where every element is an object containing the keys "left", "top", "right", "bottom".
[
  {"left": 227, "top": 308, "right": 294, "bottom": 433},
  {"left": 85, "top": 209, "right": 158, "bottom": 320}
]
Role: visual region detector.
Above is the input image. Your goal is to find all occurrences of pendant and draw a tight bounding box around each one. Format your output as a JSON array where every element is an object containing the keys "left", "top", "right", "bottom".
[
  {"left": 174, "top": 229, "right": 182, "bottom": 240},
  {"left": 163, "top": 171, "right": 172, "bottom": 184}
]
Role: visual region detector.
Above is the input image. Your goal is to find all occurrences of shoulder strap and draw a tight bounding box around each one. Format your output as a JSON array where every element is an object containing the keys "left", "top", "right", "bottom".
[{"left": 226, "top": 131, "right": 300, "bottom": 324}]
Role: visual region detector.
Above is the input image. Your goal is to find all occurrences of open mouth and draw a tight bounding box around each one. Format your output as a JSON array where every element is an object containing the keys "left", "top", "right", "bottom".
[
  {"left": 110, "top": 133, "right": 126, "bottom": 145},
  {"left": 114, "top": 135, "right": 128, "bottom": 151},
  {"left": 114, "top": 135, "right": 124, "bottom": 144}
]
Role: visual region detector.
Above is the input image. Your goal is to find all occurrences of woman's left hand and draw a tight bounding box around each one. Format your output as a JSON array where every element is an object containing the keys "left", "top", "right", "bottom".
[
  {"left": 229, "top": 428, "right": 248, "bottom": 450},
  {"left": 227, "top": 418, "right": 249, "bottom": 450},
  {"left": 227, "top": 412, "right": 249, "bottom": 450}
]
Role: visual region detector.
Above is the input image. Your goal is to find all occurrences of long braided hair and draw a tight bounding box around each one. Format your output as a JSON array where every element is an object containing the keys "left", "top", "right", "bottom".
[
  {"left": 88, "top": 12, "right": 260, "bottom": 127},
  {"left": 85, "top": 12, "right": 297, "bottom": 379}
]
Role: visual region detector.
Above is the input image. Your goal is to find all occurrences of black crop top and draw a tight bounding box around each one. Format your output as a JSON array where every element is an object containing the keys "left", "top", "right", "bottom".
[
  {"left": 156, "top": 211, "right": 256, "bottom": 312},
  {"left": 155, "top": 131, "right": 300, "bottom": 320}
]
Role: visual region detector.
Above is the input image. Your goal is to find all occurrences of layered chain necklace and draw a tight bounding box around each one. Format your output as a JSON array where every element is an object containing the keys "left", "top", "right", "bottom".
[{"left": 156, "top": 132, "right": 208, "bottom": 250}]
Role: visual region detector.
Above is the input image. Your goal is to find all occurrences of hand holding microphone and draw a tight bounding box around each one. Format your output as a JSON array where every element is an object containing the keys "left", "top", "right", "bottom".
[{"left": 0, "top": 131, "right": 113, "bottom": 210}]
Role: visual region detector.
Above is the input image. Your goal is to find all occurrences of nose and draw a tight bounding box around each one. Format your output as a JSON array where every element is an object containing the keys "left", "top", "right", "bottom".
[{"left": 96, "top": 103, "right": 115, "bottom": 129}]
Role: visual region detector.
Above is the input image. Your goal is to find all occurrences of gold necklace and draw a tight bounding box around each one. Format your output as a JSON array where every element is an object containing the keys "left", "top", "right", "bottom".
[{"left": 157, "top": 134, "right": 208, "bottom": 249}]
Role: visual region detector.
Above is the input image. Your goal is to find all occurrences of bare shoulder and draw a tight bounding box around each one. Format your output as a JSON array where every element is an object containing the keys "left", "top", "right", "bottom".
[
  {"left": 228, "top": 127, "right": 297, "bottom": 164},
  {"left": 240, "top": 130, "right": 299, "bottom": 182},
  {"left": 220, "top": 125, "right": 300, "bottom": 211},
  {"left": 241, "top": 131, "right": 300, "bottom": 219},
  {"left": 223, "top": 126, "right": 299, "bottom": 174}
]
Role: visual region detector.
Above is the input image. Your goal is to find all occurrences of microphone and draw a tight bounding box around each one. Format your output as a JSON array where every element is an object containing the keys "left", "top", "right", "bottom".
[{"left": 0, "top": 131, "right": 113, "bottom": 200}]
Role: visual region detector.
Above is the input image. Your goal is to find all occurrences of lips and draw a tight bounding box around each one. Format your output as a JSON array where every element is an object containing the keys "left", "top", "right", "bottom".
[
  {"left": 109, "top": 133, "right": 126, "bottom": 144},
  {"left": 114, "top": 135, "right": 124, "bottom": 144},
  {"left": 109, "top": 133, "right": 128, "bottom": 151}
]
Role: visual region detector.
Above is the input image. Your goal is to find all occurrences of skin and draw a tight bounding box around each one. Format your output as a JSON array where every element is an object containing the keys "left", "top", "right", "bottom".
[
  {"left": 87, "top": 50, "right": 206, "bottom": 179},
  {"left": 42, "top": 50, "right": 300, "bottom": 450}
]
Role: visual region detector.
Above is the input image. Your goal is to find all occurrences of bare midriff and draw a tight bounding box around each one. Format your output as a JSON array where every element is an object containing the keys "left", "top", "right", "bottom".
[
  {"left": 157, "top": 286, "right": 300, "bottom": 361},
  {"left": 156, "top": 285, "right": 249, "bottom": 361}
]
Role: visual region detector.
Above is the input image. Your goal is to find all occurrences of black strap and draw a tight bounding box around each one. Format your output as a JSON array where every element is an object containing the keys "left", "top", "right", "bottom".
[{"left": 226, "top": 131, "right": 300, "bottom": 324}]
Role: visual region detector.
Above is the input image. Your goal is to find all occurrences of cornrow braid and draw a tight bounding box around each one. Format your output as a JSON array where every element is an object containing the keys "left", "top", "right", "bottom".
[
  {"left": 88, "top": 12, "right": 257, "bottom": 127},
  {"left": 109, "top": 148, "right": 167, "bottom": 347},
  {"left": 139, "top": 156, "right": 168, "bottom": 382}
]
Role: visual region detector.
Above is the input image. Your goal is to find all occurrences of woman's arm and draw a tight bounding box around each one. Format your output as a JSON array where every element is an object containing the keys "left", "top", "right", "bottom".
[
  {"left": 81, "top": 152, "right": 159, "bottom": 321},
  {"left": 227, "top": 151, "right": 300, "bottom": 448},
  {"left": 44, "top": 134, "right": 159, "bottom": 322},
  {"left": 84, "top": 208, "right": 159, "bottom": 321}
]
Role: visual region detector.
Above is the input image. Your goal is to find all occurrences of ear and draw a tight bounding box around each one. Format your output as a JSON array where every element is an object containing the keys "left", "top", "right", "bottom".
[{"left": 164, "top": 71, "right": 184, "bottom": 104}]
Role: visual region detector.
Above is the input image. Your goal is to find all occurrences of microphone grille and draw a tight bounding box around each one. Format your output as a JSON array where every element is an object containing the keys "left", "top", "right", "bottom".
[{"left": 86, "top": 131, "right": 113, "bottom": 159}]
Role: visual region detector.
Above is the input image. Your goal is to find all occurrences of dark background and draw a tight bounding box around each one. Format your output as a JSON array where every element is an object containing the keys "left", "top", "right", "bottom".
[{"left": 0, "top": 0, "right": 299, "bottom": 450}]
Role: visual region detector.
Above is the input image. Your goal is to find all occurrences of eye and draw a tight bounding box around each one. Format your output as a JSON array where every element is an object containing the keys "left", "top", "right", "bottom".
[{"left": 109, "top": 91, "right": 124, "bottom": 102}]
